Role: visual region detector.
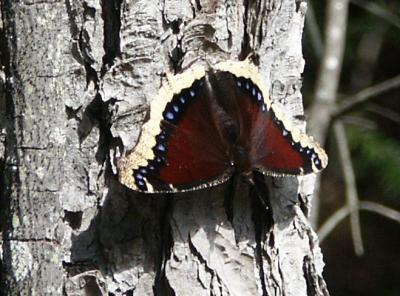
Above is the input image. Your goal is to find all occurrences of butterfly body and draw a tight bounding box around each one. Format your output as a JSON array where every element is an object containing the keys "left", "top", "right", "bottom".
[
  {"left": 201, "top": 71, "right": 254, "bottom": 175},
  {"left": 118, "top": 60, "right": 328, "bottom": 193}
]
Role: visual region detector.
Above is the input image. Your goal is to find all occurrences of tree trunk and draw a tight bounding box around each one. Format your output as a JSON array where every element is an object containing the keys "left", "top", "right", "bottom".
[{"left": 0, "top": 0, "right": 329, "bottom": 295}]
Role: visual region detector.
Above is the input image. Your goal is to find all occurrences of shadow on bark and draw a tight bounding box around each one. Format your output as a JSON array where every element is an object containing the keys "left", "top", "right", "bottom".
[{"left": 67, "top": 167, "right": 300, "bottom": 294}]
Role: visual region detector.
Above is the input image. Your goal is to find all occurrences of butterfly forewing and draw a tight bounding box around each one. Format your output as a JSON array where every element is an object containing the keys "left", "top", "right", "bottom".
[{"left": 118, "top": 77, "right": 232, "bottom": 193}]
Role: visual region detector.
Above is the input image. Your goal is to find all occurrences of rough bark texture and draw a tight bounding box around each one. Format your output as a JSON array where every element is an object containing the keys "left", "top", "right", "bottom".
[{"left": 0, "top": 0, "right": 329, "bottom": 295}]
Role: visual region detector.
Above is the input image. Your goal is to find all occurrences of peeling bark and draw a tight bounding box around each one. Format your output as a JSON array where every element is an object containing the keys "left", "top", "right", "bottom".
[{"left": 0, "top": 0, "right": 329, "bottom": 295}]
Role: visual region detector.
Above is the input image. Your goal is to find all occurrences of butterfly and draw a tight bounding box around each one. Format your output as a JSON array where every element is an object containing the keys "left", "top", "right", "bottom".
[{"left": 117, "top": 59, "right": 328, "bottom": 193}]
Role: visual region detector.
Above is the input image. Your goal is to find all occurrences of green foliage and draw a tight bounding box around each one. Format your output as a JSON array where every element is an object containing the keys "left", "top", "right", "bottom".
[{"left": 348, "top": 126, "right": 400, "bottom": 200}]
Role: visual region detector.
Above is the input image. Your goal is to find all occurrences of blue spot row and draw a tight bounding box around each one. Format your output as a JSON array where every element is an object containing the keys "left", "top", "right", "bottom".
[
  {"left": 133, "top": 168, "right": 148, "bottom": 190},
  {"left": 234, "top": 77, "right": 266, "bottom": 112},
  {"left": 133, "top": 157, "right": 164, "bottom": 190},
  {"left": 269, "top": 109, "right": 324, "bottom": 171},
  {"left": 163, "top": 98, "right": 186, "bottom": 123},
  {"left": 162, "top": 80, "right": 202, "bottom": 124},
  {"left": 133, "top": 79, "right": 204, "bottom": 191}
]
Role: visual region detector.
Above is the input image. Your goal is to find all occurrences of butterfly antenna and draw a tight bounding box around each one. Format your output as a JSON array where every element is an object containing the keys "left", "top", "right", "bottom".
[{"left": 245, "top": 172, "right": 270, "bottom": 210}]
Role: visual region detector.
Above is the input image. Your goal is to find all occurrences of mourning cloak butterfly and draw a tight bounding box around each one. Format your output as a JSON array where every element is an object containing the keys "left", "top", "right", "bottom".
[{"left": 118, "top": 60, "right": 328, "bottom": 193}]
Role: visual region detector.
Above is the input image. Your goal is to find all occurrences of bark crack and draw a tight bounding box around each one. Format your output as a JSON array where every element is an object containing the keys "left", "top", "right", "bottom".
[
  {"left": 240, "top": 0, "right": 251, "bottom": 59},
  {"left": 302, "top": 256, "right": 330, "bottom": 296},
  {"left": 187, "top": 234, "right": 224, "bottom": 294},
  {"left": 19, "top": 0, "right": 63, "bottom": 6},
  {"left": 302, "top": 224, "right": 330, "bottom": 296},
  {"left": 195, "top": 0, "right": 202, "bottom": 11},
  {"left": 3, "top": 238, "right": 60, "bottom": 245},
  {"left": 0, "top": 34, "right": 5, "bottom": 288},
  {"left": 252, "top": 188, "right": 270, "bottom": 296},
  {"left": 100, "top": 0, "right": 122, "bottom": 76},
  {"left": 154, "top": 199, "right": 175, "bottom": 296},
  {"left": 15, "top": 146, "right": 48, "bottom": 150}
]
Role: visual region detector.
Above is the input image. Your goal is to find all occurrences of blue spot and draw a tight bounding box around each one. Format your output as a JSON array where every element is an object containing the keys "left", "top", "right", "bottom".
[
  {"left": 261, "top": 104, "right": 266, "bottom": 112},
  {"left": 155, "top": 156, "right": 163, "bottom": 163},
  {"left": 137, "top": 179, "right": 145, "bottom": 187},
  {"left": 173, "top": 105, "right": 179, "bottom": 112},
  {"left": 157, "top": 144, "right": 166, "bottom": 152},
  {"left": 149, "top": 165, "right": 155, "bottom": 171},
  {"left": 158, "top": 131, "right": 167, "bottom": 140},
  {"left": 252, "top": 88, "right": 256, "bottom": 96},
  {"left": 190, "top": 90, "right": 196, "bottom": 97},
  {"left": 136, "top": 173, "right": 143, "bottom": 180},
  {"left": 236, "top": 80, "right": 242, "bottom": 87},
  {"left": 245, "top": 82, "right": 250, "bottom": 90},
  {"left": 180, "top": 96, "right": 186, "bottom": 104},
  {"left": 140, "top": 168, "right": 147, "bottom": 174},
  {"left": 165, "top": 112, "right": 174, "bottom": 120},
  {"left": 314, "top": 159, "right": 320, "bottom": 165},
  {"left": 257, "top": 92, "right": 263, "bottom": 102}
]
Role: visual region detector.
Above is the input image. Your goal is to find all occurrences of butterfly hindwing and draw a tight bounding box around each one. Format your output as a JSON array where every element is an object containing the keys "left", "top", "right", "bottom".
[{"left": 225, "top": 73, "right": 327, "bottom": 176}]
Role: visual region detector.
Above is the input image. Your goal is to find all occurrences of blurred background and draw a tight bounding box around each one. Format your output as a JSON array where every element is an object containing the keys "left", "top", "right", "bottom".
[{"left": 303, "top": 1, "right": 400, "bottom": 295}]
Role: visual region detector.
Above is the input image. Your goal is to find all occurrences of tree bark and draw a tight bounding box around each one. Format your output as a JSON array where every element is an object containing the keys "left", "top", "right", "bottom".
[{"left": 0, "top": 0, "right": 329, "bottom": 295}]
